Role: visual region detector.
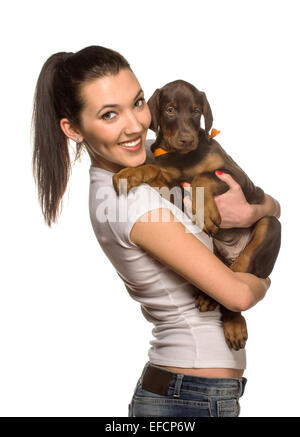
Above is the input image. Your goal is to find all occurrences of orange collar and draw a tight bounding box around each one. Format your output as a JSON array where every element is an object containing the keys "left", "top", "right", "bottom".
[
  {"left": 209, "top": 128, "right": 220, "bottom": 139},
  {"left": 152, "top": 129, "right": 220, "bottom": 157},
  {"left": 153, "top": 147, "right": 169, "bottom": 157}
]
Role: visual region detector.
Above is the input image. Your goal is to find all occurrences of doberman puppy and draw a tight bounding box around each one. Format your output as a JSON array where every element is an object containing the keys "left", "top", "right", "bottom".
[{"left": 113, "top": 80, "right": 281, "bottom": 351}]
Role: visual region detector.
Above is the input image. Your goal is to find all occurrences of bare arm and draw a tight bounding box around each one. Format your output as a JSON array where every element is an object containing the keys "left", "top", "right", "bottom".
[
  {"left": 130, "top": 208, "right": 270, "bottom": 312},
  {"left": 250, "top": 193, "right": 281, "bottom": 223}
]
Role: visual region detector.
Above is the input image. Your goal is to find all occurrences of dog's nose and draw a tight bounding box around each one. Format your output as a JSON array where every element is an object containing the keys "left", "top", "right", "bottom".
[{"left": 179, "top": 134, "right": 194, "bottom": 145}]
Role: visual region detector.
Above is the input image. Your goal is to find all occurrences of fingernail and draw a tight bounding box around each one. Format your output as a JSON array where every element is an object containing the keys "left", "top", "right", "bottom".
[
  {"left": 215, "top": 170, "right": 223, "bottom": 175},
  {"left": 180, "top": 182, "right": 185, "bottom": 187}
]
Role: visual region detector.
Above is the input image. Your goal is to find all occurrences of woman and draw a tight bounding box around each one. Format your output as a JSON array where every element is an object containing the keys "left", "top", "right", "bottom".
[{"left": 32, "top": 45, "right": 280, "bottom": 417}]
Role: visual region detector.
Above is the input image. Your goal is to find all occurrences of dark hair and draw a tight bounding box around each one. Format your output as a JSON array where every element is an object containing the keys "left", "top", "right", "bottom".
[{"left": 32, "top": 45, "right": 131, "bottom": 226}]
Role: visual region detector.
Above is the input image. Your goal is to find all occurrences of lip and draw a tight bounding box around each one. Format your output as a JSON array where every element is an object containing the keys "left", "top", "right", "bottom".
[{"left": 118, "top": 136, "right": 143, "bottom": 152}]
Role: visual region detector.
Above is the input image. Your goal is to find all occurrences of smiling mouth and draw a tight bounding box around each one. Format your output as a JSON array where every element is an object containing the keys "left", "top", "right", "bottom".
[{"left": 118, "top": 136, "right": 142, "bottom": 150}]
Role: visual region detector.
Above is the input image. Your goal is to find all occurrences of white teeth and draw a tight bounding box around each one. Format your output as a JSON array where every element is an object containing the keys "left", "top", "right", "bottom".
[{"left": 119, "top": 138, "right": 141, "bottom": 148}]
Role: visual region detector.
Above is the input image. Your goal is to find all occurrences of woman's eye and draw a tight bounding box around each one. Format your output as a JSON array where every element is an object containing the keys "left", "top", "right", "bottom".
[
  {"left": 101, "top": 111, "right": 117, "bottom": 121},
  {"left": 135, "top": 98, "right": 145, "bottom": 107}
]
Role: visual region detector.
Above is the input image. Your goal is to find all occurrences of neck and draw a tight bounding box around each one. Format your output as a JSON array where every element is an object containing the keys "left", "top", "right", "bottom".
[{"left": 89, "top": 155, "right": 124, "bottom": 173}]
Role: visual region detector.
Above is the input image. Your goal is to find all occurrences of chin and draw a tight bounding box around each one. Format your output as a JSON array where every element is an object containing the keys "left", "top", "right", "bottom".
[{"left": 127, "top": 149, "right": 146, "bottom": 167}]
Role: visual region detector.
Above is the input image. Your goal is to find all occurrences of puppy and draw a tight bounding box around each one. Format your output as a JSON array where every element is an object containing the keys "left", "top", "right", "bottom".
[{"left": 113, "top": 80, "right": 281, "bottom": 350}]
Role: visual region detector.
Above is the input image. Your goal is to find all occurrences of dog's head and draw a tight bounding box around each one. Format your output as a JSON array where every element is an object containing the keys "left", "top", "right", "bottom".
[{"left": 147, "top": 80, "right": 213, "bottom": 154}]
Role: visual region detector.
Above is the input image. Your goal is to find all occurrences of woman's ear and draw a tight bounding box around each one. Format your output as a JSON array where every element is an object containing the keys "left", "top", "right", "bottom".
[{"left": 60, "top": 118, "right": 83, "bottom": 142}]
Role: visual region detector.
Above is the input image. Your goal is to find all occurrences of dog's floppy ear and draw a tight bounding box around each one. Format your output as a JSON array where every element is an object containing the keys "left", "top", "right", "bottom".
[
  {"left": 147, "top": 88, "right": 161, "bottom": 134},
  {"left": 200, "top": 92, "right": 213, "bottom": 139}
]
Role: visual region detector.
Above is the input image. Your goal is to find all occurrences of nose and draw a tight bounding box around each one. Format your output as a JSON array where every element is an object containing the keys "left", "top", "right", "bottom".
[
  {"left": 179, "top": 134, "right": 194, "bottom": 145},
  {"left": 123, "top": 109, "right": 143, "bottom": 135}
]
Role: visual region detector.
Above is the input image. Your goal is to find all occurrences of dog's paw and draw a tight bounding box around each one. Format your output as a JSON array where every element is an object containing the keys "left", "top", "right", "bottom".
[
  {"left": 191, "top": 191, "right": 221, "bottom": 235},
  {"left": 195, "top": 291, "right": 218, "bottom": 312},
  {"left": 113, "top": 168, "right": 143, "bottom": 195},
  {"left": 222, "top": 314, "right": 248, "bottom": 351},
  {"left": 203, "top": 199, "right": 221, "bottom": 236}
]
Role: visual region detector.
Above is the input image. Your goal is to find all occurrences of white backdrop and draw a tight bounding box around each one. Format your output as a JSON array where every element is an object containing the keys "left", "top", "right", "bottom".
[{"left": 1, "top": 0, "right": 299, "bottom": 417}]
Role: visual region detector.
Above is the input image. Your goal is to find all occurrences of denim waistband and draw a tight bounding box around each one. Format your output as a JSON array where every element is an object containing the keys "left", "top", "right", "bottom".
[{"left": 141, "top": 362, "right": 247, "bottom": 398}]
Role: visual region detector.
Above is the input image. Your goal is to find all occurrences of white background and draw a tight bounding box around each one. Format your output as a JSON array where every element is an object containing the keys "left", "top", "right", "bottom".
[{"left": 1, "top": 0, "right": 299, "bottom": 417}]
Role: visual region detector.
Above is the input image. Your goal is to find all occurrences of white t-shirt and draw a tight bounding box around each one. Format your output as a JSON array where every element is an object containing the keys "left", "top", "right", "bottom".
[{"left": 88, "top": 142, "right": 246, "bottom": 369}]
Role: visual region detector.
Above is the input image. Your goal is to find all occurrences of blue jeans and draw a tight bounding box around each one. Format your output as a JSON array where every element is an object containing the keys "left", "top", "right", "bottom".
[{"left": 129, "top": 362, "right": 246, "bottom": 417}]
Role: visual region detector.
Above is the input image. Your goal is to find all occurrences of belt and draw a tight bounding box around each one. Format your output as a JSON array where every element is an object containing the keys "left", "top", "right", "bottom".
[{"left": 141, "top": 363, "right": 247, "bottom": 398}]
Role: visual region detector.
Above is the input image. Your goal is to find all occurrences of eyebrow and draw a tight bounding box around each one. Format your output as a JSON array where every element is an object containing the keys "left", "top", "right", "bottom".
[{"left": 96, "top": 89, "right": 144, "bottom": 116}]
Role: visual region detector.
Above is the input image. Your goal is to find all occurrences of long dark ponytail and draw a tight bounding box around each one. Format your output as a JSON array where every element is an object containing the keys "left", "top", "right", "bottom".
[{"left": 32, "top": 46, "right": 131, "bottom": 226}]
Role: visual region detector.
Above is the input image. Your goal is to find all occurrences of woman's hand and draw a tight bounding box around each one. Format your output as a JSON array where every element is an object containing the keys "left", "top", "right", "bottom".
[
  {"left": 181, "top": 172, "right": 281, "bottom": 229},
  {"left": 213, "top": 172, "right": 254, "bottom": 228},
  {"left": 181, "top": 175, "right": 252, "bottom": 228}
]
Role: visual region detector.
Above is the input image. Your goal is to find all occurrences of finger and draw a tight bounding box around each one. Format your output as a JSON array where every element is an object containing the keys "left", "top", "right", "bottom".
[
  {"left": 183, "top": 196, "right": 193, "bottom": 218},
  {"left": 261, "top": 277, "right": 271, "bottom": 292},
  {"left": 180, "top": 182, "right": 191, "bottom": 188},
  {"left": 180, "top": 182, "right": 192, "bottom": 195},
  {"left": 265, "top": 277, "right": 271, "bottom": 288},
  {"left": 215, "top": 171, "right": 240, "bottom": 190},
  {"left": 183, "top": 196, "right": 192, "bottom": 207}
]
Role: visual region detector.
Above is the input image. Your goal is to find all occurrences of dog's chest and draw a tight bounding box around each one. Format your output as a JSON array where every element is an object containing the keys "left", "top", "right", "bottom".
[{"left": 158, "top": 152, "right": 224, "bottom": 184}]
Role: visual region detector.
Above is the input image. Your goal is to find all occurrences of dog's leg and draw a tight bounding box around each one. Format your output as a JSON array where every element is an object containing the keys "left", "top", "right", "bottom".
[
  {"left": 220, "top": 216, "right": 281, "bottom": 350},
  {"left": 230, "top": 216, "right": 281, "bottom": 278},
  {"left": 191, "top": 175, "right": 226, "bottom": 317},
  {"left": 113, "top": 164, "right": 170, "bottom": 195},
  {"left": 220, "top": 307, "right": 248, "bottom": 351},
  {"left": 195, "top": 291, "right": 218, "bottom": 312},
  {"left": 190, "top": 174, "right": 222, "bottom": 236}
]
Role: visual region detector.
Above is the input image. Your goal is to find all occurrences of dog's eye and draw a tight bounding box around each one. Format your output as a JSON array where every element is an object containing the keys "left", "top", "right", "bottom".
[
  {"left": 192, "top": 108, "right": 201, "bottom": 115},
  {"left": 166, "top": 106, "right": 175, "bottom": 114}
]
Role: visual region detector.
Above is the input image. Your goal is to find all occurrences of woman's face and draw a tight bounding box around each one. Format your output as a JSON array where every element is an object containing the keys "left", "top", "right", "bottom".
[{"left": 78, "top": 68, "right": 151, "bottom": 173}]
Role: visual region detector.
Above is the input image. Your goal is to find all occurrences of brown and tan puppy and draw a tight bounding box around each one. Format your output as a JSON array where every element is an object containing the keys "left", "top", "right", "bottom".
[{"left": 113, "top": 80, "right": 281, "bottom": 350}]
